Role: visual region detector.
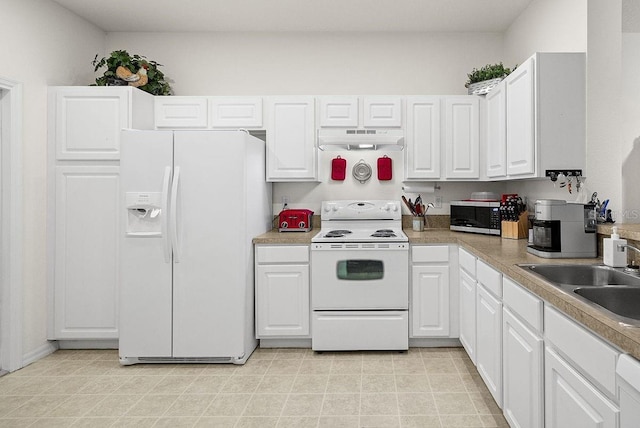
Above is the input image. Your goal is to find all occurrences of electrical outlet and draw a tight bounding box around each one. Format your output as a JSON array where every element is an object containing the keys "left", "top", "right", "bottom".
[
  {"left": 282, "top": 196, "right": 289, "bottom": 206},
  {"left": 434, "top": 196, "right": 442, "bottom": 209}
]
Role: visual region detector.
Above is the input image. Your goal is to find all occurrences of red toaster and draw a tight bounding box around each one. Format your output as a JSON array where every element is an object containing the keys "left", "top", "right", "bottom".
[{"left": 278, "top": 209, "right": 314, "bottom": 232}]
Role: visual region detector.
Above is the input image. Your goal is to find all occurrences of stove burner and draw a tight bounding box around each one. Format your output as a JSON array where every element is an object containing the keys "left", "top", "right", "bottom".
[
  {"left": 371, "top": 229, "right": 397, "bottom": 238},
  {"left": 323, "top": 229, "right": 353, "bottom": 238}
]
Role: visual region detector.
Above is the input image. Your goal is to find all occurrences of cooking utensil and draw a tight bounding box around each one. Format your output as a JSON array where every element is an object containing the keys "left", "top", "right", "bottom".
[
  {"left": 401, "top": 196, "right": 415, "bottom": 215},
  {"left": 352, "top": 159, "right": 372, "bottom": 183}
]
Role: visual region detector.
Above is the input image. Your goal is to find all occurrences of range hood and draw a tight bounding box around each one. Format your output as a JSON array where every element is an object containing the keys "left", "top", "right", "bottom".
[{"left": 317, "top": 129, "right": 404, "bottom": 151}]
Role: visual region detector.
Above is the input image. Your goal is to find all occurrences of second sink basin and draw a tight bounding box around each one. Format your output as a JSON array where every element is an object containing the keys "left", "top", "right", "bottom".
[
  {"left": 522, "top": 264, "right": 640, "bottom": 287},
  {"left": 519, "top": 263, "right": 640, "bottom": 325},
  {"left": 574, "top": 287, "right": 640, "bottom": 321}
]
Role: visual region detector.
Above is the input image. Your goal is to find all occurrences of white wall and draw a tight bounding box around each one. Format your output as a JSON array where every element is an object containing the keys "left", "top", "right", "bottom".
[
  {"left": 106, "top": 32, "right": 504, "bottom": 96},
  {"left": 504, "top": 0, "right": 587, "bottom": 66},
  {"left": 621, "top": 1, "right": 640, "bottom": 222},
  {"left": 586, "top": 0, "right": 623, "bottom": 220},
  {"left": 0, "top": 0, "right": 105, "bottom": 359}
]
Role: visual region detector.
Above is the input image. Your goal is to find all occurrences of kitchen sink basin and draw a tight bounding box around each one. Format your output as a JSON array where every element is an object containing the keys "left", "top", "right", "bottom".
[
  {"left": 574, "top": 287, "right": 640, "bottom": 321},
  {"left": 519, "top": 263, "right": 640, "bottom": 325},
  {"left": 521, "top": 264, "right": 640, "bottom": 287}
]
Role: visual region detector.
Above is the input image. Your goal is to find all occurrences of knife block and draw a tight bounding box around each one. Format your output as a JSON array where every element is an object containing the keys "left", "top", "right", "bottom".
[{"left": 501, "top": 211, "right": 529, "bottom": 239}]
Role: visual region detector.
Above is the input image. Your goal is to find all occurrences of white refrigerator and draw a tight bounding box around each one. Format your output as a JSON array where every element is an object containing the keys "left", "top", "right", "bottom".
[{"left": 119, "top": 129, "right": 272, "bottom": 365}]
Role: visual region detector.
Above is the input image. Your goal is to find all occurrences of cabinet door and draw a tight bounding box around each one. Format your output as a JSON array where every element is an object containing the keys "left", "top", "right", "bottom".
[
  {"left": 256, "top": 264, "right": 310, "bottom": 337},
  {"left": 319, "top": 97, "right": 358, "bottom": 127},
  {"left": 54, "top": 87, "right": 129, "bottom": 160},
  {"left": 506, "top": 58, "right": 536, "bottom": 177},
  {"left": 485, "top": 82, "right": 507, "bottom": 178},
  {"left": 53, "top": 165, "right": 120, "bottom": 339},
  {"left": 503, "top": 308, "right": 543, "bottom": 428},
  {"left": 404, "top": 97, "right": 441, "bottom": 180},
  {"left": 210, "top": 97, "right": 263, "bottom": 128},
  {"left": 155, "top": 96, "right": 208, "bottom": 128},
  {"left": 266, "top": 97, "right": 317, "bottom": 181},
  {"left": 444, "top": 96, "right": 480, "bottom": 179},
  {"left": 459, "top": 268, "right": 477, "bottom": 364},
  {"left": 545, "top": 346, "right": 619, "bottom": 428},
  {"left": 476, "top": 284, "right": 503, "bottom": 407},
  {"left": 411, "top": 264, "right": 449, "bottom": 337},
  {"left": 363, "top": 96, "right": 402, "bottom": 127}
]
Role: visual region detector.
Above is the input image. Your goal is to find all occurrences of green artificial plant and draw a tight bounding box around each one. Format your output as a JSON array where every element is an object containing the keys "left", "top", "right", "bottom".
[
  {"left": 91, "top": 50, "right": 172, "bottom": 96},
  {"left": 465, "top": 62, "right": 515, "bottom": 88}
]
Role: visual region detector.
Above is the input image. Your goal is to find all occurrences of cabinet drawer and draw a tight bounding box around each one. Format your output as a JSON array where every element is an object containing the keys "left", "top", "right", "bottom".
[
  {"left": 503, "top": 276, "right": 543, "bottom": 333},
  {"left": 545, "top": 306, "right": 620, "bottom": 398},
  {"left": 459, "top": 248, "right": 476, "bottom": 276},
  {"left": 477, "top": 260, "right": 502, "bottom": 298},
  {"left": 412, "top": 245, "right": 449, "bottom": 263},
  {"left": 312, "top": 310, "right": 408, "bottom": 351},
  {"left": 256, "top": 245, "right": 309, "bottom": 264}
]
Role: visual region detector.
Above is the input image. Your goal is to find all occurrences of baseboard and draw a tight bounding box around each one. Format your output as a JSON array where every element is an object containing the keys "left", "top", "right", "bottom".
[
  {"left": 408, "top": 338, "right": 462, "bottom": 348},
  {"left": 57, "top": 339, "right": 118, "bottom": 349},
  {"left": 22, "top": 341, "right": 58, "bottom": 367},
  {"left": 259, "top": 338, "right": 312, "bottom": 348}
]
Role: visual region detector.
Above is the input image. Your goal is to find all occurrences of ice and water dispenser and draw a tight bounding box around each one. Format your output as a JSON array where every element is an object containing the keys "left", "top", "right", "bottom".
[{"left": 125, "top": 192, "right": 163, "bottom": 236}]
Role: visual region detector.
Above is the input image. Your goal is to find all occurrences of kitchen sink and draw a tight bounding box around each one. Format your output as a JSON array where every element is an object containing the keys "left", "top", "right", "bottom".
[
  {"left": 574, "top": 287, "right": 640, "bottom": 321},
  {"left": 519, "top": 263, "right": 640, "bottom": 325},
  {"left": 521, "top": 264, "right": 640, "bottom": 287}
]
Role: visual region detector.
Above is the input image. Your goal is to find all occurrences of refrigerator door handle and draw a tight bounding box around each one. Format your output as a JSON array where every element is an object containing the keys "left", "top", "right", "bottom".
[
  {"left": 170, "top": 166, "right": 181, "bottom": 263},
  {"left": 161, "top": 166, "right": 172, "bottom": 263}
]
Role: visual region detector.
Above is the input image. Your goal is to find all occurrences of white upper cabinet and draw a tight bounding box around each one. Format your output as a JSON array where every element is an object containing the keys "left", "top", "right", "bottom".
[
  {"left": 404, "top": 95, "right": 479, "bottom": 181},
  {"left": 404, "top": 97, "right": 441, "bottom": 180},
  {"left": 444, "top": 96, "right": 480, "bottom": 179},
  {"left": 363, "top": 96, "right": 402, "bottom": 127},
  {"left": 210, "top": 97, "right": 263, "bottom": 128},
  {"left": 485, "top": 81, "right": 507, "bottom": 178},
  {"left": 485, "top": 52, "right": 586, "bottom": 179},
  {"left": 266, "top": 97, "right": 317, "bottom": 181},
  {"left": 318, "top": 96, "right": 401, "bottom": 128},
  {"left": 319, "top": 97, "right": 359, "bottom": 127},
  {"left": 155, "top": 96, "right": 263, "bottom": 129},
  {"left": 505, "top": 58, "right": 536, "bottom": 176},
  {"left": 53, "top": 86, "right": 153, "bottom": 160},
  {"left": 155, "top": 96, "right": 208, "bottom": 129}
]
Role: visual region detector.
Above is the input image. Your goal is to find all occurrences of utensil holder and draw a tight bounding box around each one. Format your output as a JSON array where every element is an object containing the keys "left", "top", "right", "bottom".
[
  {"left": 501, "top": 211, "right": 528, "bottom": 239},
  {"left": 412, "top": 217, "right": 424, "bottom": 232}
]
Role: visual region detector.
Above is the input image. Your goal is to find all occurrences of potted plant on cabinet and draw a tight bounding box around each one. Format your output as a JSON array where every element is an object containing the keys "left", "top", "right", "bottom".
[
  {"left": 91, "top": 50, "right": 173, "bottom": 96},
  {"left": 465, "top": 62, "right": 515, "bottom": 95}
]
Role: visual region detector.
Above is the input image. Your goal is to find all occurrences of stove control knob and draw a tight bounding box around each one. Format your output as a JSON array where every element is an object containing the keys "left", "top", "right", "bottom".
[
  {"left": 332, "top": 206, "right": 338, "bottom": 212},
  {"left": 383, "top": 205, "right": 391, "bottom": 211},
  {"left": 392, "top": 204, "right": 398, "bottom": 212}
]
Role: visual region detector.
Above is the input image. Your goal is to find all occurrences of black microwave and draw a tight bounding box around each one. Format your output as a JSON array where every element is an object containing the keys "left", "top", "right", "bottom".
[{"left": 450, "top": 201, "right": 501, "bottom": 235}]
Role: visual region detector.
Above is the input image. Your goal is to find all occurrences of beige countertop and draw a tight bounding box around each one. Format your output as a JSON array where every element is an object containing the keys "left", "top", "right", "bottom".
[{"left": 253, "top": 225, "right": 640, "bottom": 360}]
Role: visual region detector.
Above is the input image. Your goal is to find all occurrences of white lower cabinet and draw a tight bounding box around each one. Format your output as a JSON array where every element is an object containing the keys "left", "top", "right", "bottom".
[
  {"left": 503, "top": 308, "right": 543, "bottom": 428},
  {"left": 52, "top": 165, "right": 120, "bottom": 339},
  {"left": 255, "top": 245, "right": 310, "bottom": 338},
  {"left": 502, "top": 276, "right": 544, "bottom": 428},
  {"left": 459, "top": 268, "right": 476, "bottom": 363},
  {"left": 410, "top": 245, "right": 452, "bottom": 338},
  {"left": 458, "top": 247, "right": 477, "bottom": 363},
  {"left": 545, "top": 346, "right": 618, "bottom": 428},
  {"left": 476, "top": 283, "right": 503, "bottom": 408}
]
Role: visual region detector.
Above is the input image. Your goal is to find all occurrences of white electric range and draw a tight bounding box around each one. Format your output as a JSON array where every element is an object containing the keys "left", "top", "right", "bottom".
[{"left": 310, "top": 200, "right": 409, "bottom": 351}]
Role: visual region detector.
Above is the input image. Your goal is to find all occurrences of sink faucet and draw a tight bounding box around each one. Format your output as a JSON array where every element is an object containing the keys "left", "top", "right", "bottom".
[{"left": 618, "top": 244, "right": 640, "bottom": 254}]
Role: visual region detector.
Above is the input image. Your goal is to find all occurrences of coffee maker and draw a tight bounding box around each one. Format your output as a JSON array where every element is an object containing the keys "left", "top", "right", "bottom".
[{"left": 527, "top": 199, "right": 597, "bottom": 258}]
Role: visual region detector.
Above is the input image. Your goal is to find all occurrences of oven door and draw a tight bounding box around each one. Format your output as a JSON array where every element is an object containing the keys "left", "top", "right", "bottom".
[{"left": 311, "top": 243, "right": 408, "bottom": 310}]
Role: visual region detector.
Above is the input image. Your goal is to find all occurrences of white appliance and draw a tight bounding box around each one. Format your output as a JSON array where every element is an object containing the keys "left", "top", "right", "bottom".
[
  {"left": 119, "top": 129, "right": 272, "bottom": 365},
  {"left": 311, "top": 200, "right": 409, "bottom": 351}
]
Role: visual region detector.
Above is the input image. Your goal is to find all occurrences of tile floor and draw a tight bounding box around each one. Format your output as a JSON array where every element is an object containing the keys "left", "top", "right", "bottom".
[{"left": 0, "top": 347, "right": 508, "bottom": 427}]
